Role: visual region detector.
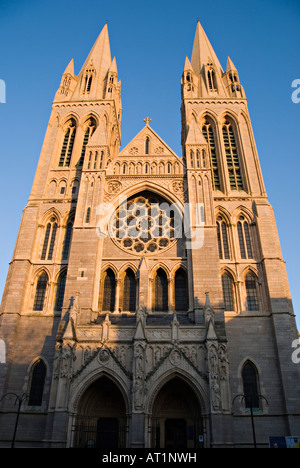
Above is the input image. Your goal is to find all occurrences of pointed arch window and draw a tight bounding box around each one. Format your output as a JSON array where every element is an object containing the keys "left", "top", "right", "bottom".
[
  {"left": 82, "top": 67, "right": 95, "bottom": 94},
  {"left": 175, "top": 268, "right": 188, "bottom": 312},
  {"left": 237, "top": 216, "right": 253, "bottom": 259},
  {"left": 217, "top": 216, "right": 230, "bottom": 259},
  {"left": 242, "top": 361, "right": 260, "bottom": 408},
  {"left": 207, "top": 68, "right": 217, "bottom": 91},
  {"left": 145, "top": 136, "right": 150, "bottom": 155},
  {"left": 202, "top": 119, "right": 221, "bottom": 190},
  {"left": 55, "top": 271, "right": 67, "bottom": 312},
  {"left": 222, "top": 272, "right": 234, "bottom": 311},
  {"left": 190, "top": 150, "right": 194, "bottom": 168},
  {"left": 85, "top": 207, "right": 91, "bottom": 224},
  {"left": 102, "top": 269, "right": 116, "bottom": 312},
  {"left": 122, "top": 269, "right": 136, "bottom": 313},
  {"left": 41, "top": 217, "right": 58, "bottom": 260},
  {"left": 33, "top": 272, "right": 48, "bottom": 311},
  {"left": 193, "top": 150, "right": 200, "bottom": 168},
  {"left": 245, "top": 273, "right": 259, "bottom": 311},
  {"left": 79, "top": 118, "right": 97, "bottom": 167},
  {"left": 154, "top": 268, "right": 168, "bottom": 312},
  {"left": 222, "top": 119, "right": 244, "bottom": 190},
  {"left": 59, "top": 119, "right": 76, "bottom": 167},
  {"left": 99, "top": 151, "right": 104, "bottom": 169},
  {"left": 62, "top": 219, "right": 74, "bottom": 261},
  {"left": 28, "top": 359, "right": 47, "bottom": 406}
]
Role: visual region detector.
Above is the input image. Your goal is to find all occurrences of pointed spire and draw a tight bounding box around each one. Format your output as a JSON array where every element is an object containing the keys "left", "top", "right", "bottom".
[
  {"left": 79, "top": 23, "right": 111, "bottom": 78},
  {"left": 109, "top": 56, "right": 118, "bottom": 74},
  {"left": 191, "top": 20, "right": 224, "bottom": 77},
  {"left": 184, "top": 56, "right": 194, "bottom": 73},
  {"left": 63, "top": 58, "right": 74, "bottom": 76},
  {"left": 54, "top": 58, "right": 77, "bottom": 101},
  {"left": 226, "top": 56, "right": 237, "bottom": 73},
  {"left": 225, "top": 55, "right": 244, "bottom": 97},
  {"left": 71, "top": 23, "right": 112, "bottom": 100}
]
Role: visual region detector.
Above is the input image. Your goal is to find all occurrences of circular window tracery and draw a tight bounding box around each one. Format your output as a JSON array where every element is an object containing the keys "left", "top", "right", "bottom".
[{"left": 109, "top": 191, "right": 180, "bottom": 255}]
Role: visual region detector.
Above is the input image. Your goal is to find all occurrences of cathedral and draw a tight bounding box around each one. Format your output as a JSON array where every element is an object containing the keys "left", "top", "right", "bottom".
[{"left": 0, "top": 21, "right": 299, "bottom": 449}]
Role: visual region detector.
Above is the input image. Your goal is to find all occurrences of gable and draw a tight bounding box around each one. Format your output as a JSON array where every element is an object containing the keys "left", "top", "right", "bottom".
[{"left": 118, "top": 124, "right": 180, "bottom": 160}]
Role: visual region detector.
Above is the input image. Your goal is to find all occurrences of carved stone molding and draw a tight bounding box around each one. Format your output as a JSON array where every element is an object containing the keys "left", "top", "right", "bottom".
[{"left": 105, "top": 180, "right": 122, "bottom": 194}]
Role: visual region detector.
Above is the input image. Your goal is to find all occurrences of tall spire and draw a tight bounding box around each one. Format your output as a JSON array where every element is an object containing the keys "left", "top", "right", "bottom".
[
  {"left": 191, "top": 20, "right": 223, "bottom": 77},
  {"left": 189, "top": 20, "right": 227, "bottom": 97},
  {"left": 72, "top": 23, "right": 112, "bottom": 100},
  {"left": 79, "top": 23, "right": 111, "bottom": 78}
]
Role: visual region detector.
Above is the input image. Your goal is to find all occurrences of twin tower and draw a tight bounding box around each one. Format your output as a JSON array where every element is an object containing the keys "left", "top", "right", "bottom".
[{"left": 0, "top": 21, "right": 299, "bottom": 448}]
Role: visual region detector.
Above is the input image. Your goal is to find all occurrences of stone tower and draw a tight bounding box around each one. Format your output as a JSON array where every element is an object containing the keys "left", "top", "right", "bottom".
[{"left": 0, "top": 21, "right": 299, "bottom": 449}]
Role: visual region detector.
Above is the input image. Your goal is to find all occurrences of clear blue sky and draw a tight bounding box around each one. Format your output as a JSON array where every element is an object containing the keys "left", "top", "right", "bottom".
[{"left": 0, "top": 0, "right": 299, "bottom": 325}]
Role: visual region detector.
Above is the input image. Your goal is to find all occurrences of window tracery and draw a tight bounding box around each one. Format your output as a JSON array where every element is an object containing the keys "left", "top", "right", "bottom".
[
  {"left": 41, "top": 217, "right": 58, "bottom": 261},
  {"left": 110, "top": 191, "right": 179, "bottom": 256},
  {"left": 202, "top": 118, "right": 221, "bottom": 190},
  {"left": 217, "top": 216, "right": 230, "bottom": 259},
  {"left": 222, "top": 119, "right": 244, "bottom": 190},
  {"left": 237, "top": 216, "right": 253, "bottom": 259}
]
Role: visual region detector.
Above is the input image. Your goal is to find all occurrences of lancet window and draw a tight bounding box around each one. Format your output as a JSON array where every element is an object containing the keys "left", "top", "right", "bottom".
[
  {"left": 245, "top": 273, "right": 259, "bottom": 311},
  {"left": 207, "top": 68, "right": 217, "bottom": 91},
  {"left": 62, "top": 218, "right": 74, "bottom": 260},
  {"left": 217, "top": 216, "right": 230, "bottom": 259},
  {"left": 154, "top": 268, "right": 168, "bottom": 312},
  {"left": 242, "top": 361, "right": 260, "bottom": 408},
  {"left": 79, "top": 118, "right": 97, "bottom": 166},
  {"left": 237, "top": 216, "right": 253, "bottom": 259},
  {"left": 33, "top": 272, "right": 48, "bottom": 311},
  {"left": 55, "top": 271, "right": 67, "bottom": 312},
  {"left": 59, "top": 119, "right": 76, "bottom": 167},
  {"left": 41, "top": 217, "right": 58, "bottom": 261},
  {"left": 102, "top": 268, "right": 116, "bottom": 312},
  {"left": 202, "top": 118, "right": 221, "bottom": 190},
  {"left": 28, "top": 359, "right": 47, "bottom": 406},
  {"left": 222, "top": 119, "right": 244, "bottom": 190},
  {"left": 222, "top": 272, "right": 234, "bottom": 311},
  {"left": 82, "top": 66, "right": 95, "bottom": 94},
  {"left": 174, "top": 268, "right": 188, "bottom": 312},
  {"left": 122, "top": 268, "right": 136, "bottom": 313}
]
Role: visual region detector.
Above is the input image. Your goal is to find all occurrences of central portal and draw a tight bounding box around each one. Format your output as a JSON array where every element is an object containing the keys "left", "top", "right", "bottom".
[
  {"left": 151, "top": 377, "right": 203, "bottom": 448},
  {"left": 165, "top": 418, "right": 187, "bottom": 449}
]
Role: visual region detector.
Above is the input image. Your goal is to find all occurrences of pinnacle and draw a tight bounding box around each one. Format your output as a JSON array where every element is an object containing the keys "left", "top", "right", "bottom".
[
  {"left": 226, "top": 56, "right": 237, "bottom": 72},
  {"left": 63, "top": 58, "right": 74, "bottom": 76}
]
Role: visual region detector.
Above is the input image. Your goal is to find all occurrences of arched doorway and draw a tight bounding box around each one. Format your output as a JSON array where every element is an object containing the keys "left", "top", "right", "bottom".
[
  {"left": 150, "top": 377, "right": 204, "bottom": 449},
  {"left": 72, "top": 376, "right": 127, "bottom": 448}
]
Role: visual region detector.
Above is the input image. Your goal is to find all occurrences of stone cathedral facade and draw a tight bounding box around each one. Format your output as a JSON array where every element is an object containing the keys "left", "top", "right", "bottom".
[{"left": 0, "top": 21, "right": 299, "bottom": 449}]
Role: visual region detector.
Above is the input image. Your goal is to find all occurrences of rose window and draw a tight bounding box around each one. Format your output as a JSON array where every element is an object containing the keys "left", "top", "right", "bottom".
[{"left": 109, "top": 191, "right": 180, "bottom": 255}]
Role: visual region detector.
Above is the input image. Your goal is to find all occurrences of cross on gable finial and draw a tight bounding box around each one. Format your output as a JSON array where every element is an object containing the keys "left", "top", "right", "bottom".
[{"left": 144, "top": 117, "right": 151, "bottom": 126}]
